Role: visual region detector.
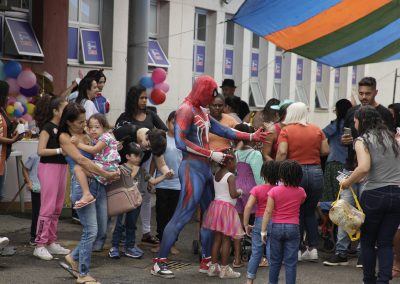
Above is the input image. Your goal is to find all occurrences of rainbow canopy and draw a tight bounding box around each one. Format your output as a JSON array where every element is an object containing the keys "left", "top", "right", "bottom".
[{"left": 232, "top": 0, "right": 400, "bottom": 67}]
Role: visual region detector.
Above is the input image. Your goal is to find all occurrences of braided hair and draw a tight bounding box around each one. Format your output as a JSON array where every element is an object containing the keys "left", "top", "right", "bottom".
[
  {"left": 261, "top": 160, "right": 280, "bottom": 185},
  {"left": 278, "top": 160, "right": 303, "bottom": 187}
]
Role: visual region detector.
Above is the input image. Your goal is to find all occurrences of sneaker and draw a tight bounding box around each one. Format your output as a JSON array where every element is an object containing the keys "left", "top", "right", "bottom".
[
  {"left": 125, "top": 246, "right": 144, "bottom": 259},
  {"left": 323, "top": 254, "right": 349, "bottom": 266},
  {"left": 141, "top": 233, "right": 160, "bottom": 246},
  {"left": 356, "top": 256, "right": 363, "bottom": 268},
  {"left": 199, "top": 257, "right": 212, "bottom": 273},
  {"left": 29, "top": 237, "right": 36, "bottom": 246},
  {"left": 219, "top": 265, "right": 241, "bottom": 279},
  {"left": 301, "top": 248, "right": 318, "bottom": 262},
  {"left": 108, "top": 247, "right": 120, "bottom": 259},
  {"left": 151, "top": 258, "right": 175, "bottom": 279},
  {"left": 33, "top": 246, "right": 53, "bottom": 260},
  {"left": 207, "top": 263, "right": 221, "bottom": 277},
  {"left": 0, "top": 237, "right": 9, "bottom": 249},
  {"left": 46, "top": 243, "right": 70, "bottom": 255}
]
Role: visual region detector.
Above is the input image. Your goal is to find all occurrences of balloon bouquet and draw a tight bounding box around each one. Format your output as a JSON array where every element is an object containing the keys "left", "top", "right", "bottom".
[
  {"left": 139, "top": 68, "right": 169, "bottom": 105},
  {"left": 0, "top": 60, "right": 38, "bottom": 123}
]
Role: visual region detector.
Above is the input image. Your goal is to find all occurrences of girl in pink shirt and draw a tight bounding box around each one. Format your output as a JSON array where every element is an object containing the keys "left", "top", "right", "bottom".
[
  {"left": 261, "top": 160, "right": 306, "bottom": 284},
  {"left": 243, "top": 160, "right": 280, "bottom": 284}
]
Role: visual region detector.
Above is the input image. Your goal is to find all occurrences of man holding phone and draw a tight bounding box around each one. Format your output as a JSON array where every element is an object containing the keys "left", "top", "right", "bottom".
[{"left": 324, "top": 77, "right": 394, "bottom": 268}]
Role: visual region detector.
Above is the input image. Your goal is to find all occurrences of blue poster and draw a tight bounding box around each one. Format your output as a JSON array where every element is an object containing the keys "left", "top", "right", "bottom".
[
  {"left": 335, "top": 68, "right": 340, "bottom": 84},
  {"left": 316, "top": 63, "right": 322, "bottom": 82},
  {"left": 81, "top": 29, "right": 104, "bottom": 64},
  {"left": 251, "top": 53, "right": 259, "bottom": 77},
  {"left": 275, "top": 56, "right": 282, "bottom": 79},
  {"left": 195, "top": 45, "right": 205, "bottom": 73},
  {"left": 148, "top": 40, "right": 170, "bottom": 67},
  {"left": 352, "top": 66, "right": 357, "bottom": 85},
  {"left": 296, "top": 58, "right": 303, "bottom": 81},
  {"left": 6, "top": 18, "right": 43, "bottom": 57},
  {"left": 68, "top": 27, "right": 78, "bottom": 60},
  {"left": 224, "top": 49, "right": 234, "bottom": 75}
]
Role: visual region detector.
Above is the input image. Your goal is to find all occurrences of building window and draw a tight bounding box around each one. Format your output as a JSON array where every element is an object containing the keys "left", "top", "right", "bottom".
[
  {"left": 193, "top": 9, "right": 207, "bottom": 76},
  {"left": 68, "top": 0, "right": 105, "bottom": 65},
  {"left": 252, "top": 33, "right": 259, "bottom": 49},
  {"left": 315, "top": 86, "right": 328, "bottom": 109},
  {"left": 225, "top": 19, "right": 234, "bottom": 45},
  {"left": 2, "top": 0, "right": 30, "bottom": 10},
  {"left": 149, "top": 0, "right": 158, "bottom": 38},
  {"left": 223, "top": 15, "right": 235, "bottom": 77},
  {"left": 194, "top": 10, "right": 207, "bottom": 42},
  {"left": 295, "top": 84, "right": 309, "bottom": 105},
  {"left": 249, "top": 81, "right": 265, "bottom": 107}
]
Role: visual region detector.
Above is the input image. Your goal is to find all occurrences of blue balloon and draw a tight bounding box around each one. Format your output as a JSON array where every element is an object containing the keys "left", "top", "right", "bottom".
[
  {"left": 14, "top": 109, "right": 23, "bottom": 118},
  {"left": 139, "top": 76, "right": 155, "bottom": 89},
  {"left": 22, "top": 104, "right": 27, "bottom": 115},
  {"left": 0, "top": 61, "right": 5, "bottom": 80},
  {"left": 4, "top": 61, "right": 22, "bottom": 79},
  {"left": 20, "top": 85, "right": 39, "bottom": 97}
]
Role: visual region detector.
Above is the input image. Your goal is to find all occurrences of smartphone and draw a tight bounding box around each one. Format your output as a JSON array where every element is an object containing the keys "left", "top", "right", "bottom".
[{"left": 343, "top": 127, "right": 352, "bottom": 136}]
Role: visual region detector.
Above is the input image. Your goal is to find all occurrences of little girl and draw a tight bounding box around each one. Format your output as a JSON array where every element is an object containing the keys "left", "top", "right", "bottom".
[
  {"left": 243, "top": 160, "right": 280, "bottom": 284},
  {"left": 202, "top": 150, "right": 244, "bottom": 279},
  {"left": 72, "top": 113, "right": 121, "bottom": 208},
  {"left": 261, "top": 160, "right": 306, "bottom": 284}
]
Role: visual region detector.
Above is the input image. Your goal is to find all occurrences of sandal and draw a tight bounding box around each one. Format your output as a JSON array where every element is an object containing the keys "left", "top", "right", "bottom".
[
  {"left": 76, "top": 275, "right": 101, "bottom": 284},
  {"left": 393, "top": 266, "right": 400, "bottom": 278},
  {"left": 73, "top": 198, "right": 96, "bottom": 209},
  {"left": 259, "top": 257, "right": 269, "bottom": 267},
  {"left": 232, "top": 260, "right": 243, "bottom": 268},
  {"left": 64, "top": 254, "right": 79, "bottom": 278}
]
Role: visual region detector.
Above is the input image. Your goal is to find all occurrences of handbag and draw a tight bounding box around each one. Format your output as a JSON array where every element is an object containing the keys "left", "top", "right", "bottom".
[
  {"left": 329, "top": 185, "right": 365, "bottom": 241},
  {"left": 106, "top": 166, "right": 142, "bottom": 217}
]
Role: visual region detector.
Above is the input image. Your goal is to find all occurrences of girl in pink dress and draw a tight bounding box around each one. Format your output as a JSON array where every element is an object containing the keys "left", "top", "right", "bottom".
[{"left": 202, "top": 151, "right": 244, "bottom": 279}]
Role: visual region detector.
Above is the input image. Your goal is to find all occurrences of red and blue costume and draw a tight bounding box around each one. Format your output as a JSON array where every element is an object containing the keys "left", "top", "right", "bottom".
[{"left": 152, "top": 75, "right": 268, "bottom": 278}]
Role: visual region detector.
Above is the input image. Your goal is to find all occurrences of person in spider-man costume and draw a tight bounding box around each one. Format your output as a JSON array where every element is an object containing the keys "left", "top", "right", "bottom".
[{"left": 151, "top": 75, "right": 269, "bottom": 279}]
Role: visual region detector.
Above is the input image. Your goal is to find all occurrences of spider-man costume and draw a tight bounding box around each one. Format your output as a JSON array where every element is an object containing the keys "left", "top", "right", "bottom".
[{"left": 151, "top": 75, "right": 268, "bottom": 278}]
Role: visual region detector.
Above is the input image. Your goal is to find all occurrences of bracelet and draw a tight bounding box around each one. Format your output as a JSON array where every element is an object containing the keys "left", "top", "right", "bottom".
[
  {"left": 56, "top": 148, "right": 61, "bottom": 155},
  {"left": 261, "top": 231, "right": 267, "bottom": 237}
]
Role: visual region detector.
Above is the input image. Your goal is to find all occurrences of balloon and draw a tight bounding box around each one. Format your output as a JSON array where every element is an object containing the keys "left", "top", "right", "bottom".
[
  {"left": 0, "top": 61, "right": 5, "bottom": 80},
  {"left": 7, "top": 96, "right": 16, "bottom": 104},
  {"left": 155, "top": 82, "right": 170, "bottom": 93},
  {"left": 6, "top": 78, "right": 20, "bottom": 95},
  {"left": 20, "top": 84, "right": 39, "bottom": 97},
  {"left": 13, "top": 109, "right": 23, "bottom": 118},
  {"left": 6, "top": 105, "right": 14, "bottom": 115},
  {"left": 148, "top": 97, "right": 155, "bottom": 105},
  {"left": 14, "top": 101, "right": 22, "bottom": 111},
  {"left": 4, "top": 61, "right": 22, "bottom": 78},
  {"left": 151, "top": 68, "right": 167, "bottom": 84},
  {"left": 150, "top": 88, "right": 166, "bottom": 105},
  {"left": 22, "top": 104, "right": 27, "bottom": 115},
  {"left": 17, "top": 70, "right": 37, "bottom": 89},
  {"left": 22, "top": 114, "right": 33, "bottom": 122},
  {"left": 146, "top": 87, "right": 153, "bottom": 97},
  {"left": 140, "top": 76, "right": 155, "bottom": 89},
  {"left": 27, "top": 103, "right": 35, "bottom": 115},
  {"left": 16, "top": 95, "right": 28, "bottom": 105}
]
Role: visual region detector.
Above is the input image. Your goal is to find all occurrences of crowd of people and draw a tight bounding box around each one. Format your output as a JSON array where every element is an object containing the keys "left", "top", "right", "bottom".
[{"left": 0, "top": 73, "right": 399, "bottom": 284}]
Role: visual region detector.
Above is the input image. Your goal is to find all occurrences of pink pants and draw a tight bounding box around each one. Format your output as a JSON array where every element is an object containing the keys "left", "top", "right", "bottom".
[{"left": 35, "top": 163, "right": 68, "bottom": 246}]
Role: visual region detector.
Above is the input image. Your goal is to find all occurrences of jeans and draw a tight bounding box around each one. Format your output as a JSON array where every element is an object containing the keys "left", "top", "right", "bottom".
[
  {"left": 70, "top": 177, "right": 107, "bottom": 276},
  {"left": 360, "top": 186, "right": 400, "bottom": 284},
  {"left": 336, "top": 169, "right": 364, "bottom": 257},
  {"left": 112, "top": 206, "right": 141, "bottom": 248},
  {"left": 269, "top": 223, "right": 300, "bottom": 284},
  {"left": 299, "top": 165, "right": 323, "bottom": 248},
  {"left": 247, "top": 217, "right": 271, "bottom": 280},
  {"left": 92, "top": 186, "right": 108, "bottom": 251}
]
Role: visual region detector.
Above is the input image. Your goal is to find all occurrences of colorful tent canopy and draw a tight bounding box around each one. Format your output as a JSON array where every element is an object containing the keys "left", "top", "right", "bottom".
[{"left": 233, "top": 0, "right": 400, "bottom": 67}]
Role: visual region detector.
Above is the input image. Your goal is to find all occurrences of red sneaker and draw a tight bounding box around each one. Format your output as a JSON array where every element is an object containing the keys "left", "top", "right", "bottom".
[{"left": 199, "top": 257, "right": 212, "bottom": 273}]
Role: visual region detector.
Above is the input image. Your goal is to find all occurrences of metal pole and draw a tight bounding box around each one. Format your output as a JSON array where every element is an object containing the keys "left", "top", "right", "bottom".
[
  {"left": 126, "top": 0, "right": 150, "bottom": 91},
  {"left": 393, "top": 68, "right": 399, "bottom": 104}
]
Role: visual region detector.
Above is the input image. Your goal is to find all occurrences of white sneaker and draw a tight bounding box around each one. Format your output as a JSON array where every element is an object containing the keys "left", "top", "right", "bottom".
[
  {"left": 33, "top": 246, "right": 53, "bottom": 260},
  {"left": 207, "top": 263, "right": 221, "bottom": 277},
  {"left": 219, "top": 265, "right": 241, "bottom": 279},
  {"left": 301, "top": 248, "right": 318, "bottom": 261},
  {"left": 0, "top": 237, "right": 9, "bottom": 249},
  {"left": 46, "top": 243, "right": 70, "bottom": 255}
]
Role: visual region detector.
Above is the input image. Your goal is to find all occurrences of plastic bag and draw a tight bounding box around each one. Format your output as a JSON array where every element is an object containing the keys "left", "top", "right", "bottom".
[{"left": 329, "top": 185, "right": 365, "bottom": 241}]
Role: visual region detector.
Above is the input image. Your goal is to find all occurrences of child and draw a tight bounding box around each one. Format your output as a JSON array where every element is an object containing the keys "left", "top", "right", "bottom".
[
  {"left": 202, "top": 150, "right": 244, "bottom": 279},
  {"left": 22, "top": 153, "right": 41, "bottom": 246},
  {"left": 243, "top": 160, "right": 280, "bottom": 284},
  {"left": 152, "top": 111, "right": 183, "bottom": 254},
  {"left": 33, "top": 94, "right": 69, "bottom": 260},
  {"left": 261, "top": 160, "right": 306, "bottom": 284},
  {"left": 72, "top": 113, "right": 121, "bottom": 208},
  {"left": 108, "top": 142, "right": 173, "bottom": 259}
]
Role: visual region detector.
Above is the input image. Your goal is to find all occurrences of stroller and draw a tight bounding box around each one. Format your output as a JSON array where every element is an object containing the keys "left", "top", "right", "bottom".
[{"left": 317, "top": 201, "right": 337, "bottom": 252}]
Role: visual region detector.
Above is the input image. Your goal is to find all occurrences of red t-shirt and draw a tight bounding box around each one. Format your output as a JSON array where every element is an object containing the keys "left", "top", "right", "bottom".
[
  {"left": 277, "top": 124, "right": 326, "bottom": 165},
  {"left": 250, "top": 184, "right": 274, "bottom": 217},
  {"left": 268, "top": 185, "right": 306, "bottom": 224}
]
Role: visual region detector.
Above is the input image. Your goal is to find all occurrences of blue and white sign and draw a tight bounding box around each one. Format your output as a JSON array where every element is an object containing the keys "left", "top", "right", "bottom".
[
  {"left": 68, "top": 27, "right": 79, "bottom": 60},
  {"left": 148, "top": 40, "right": 170, "bottom": 68},
  {"left": 80, "top": 29, "right": 104, "bottom": 64},
  {"left": 316, "top": 63, "right": 322, "bottom": 82},
  {"left": 352, "top": 66, "right": 357, "bottom": 85},
  {"left": 275, "top": 56, "right": 282, "bottom": 79},
  {"left": 296, "top": 58, "right": 303, "bottom": 81},
  {"left": 6, "top": 17, "right": 43, "bottom": 57},
  {"left": 251, "top": 53, "right": 259, "bottom": 77},
  {"left": 224, "top": 49, "right": 234, "bottom": 76},
  {"left": 195, "top": 45, "right": 205, "bottom": 73}
]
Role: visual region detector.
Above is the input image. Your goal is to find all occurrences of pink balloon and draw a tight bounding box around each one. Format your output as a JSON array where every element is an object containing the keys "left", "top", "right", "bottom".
[
  {"left": 6, "top": 78, "right": 20, "bottom": 95},
  {"left": 17, "top": 70, "right": 37, "bottom": 89},
  {"left": 22, "top": 114, "right": 33, "bottom": 122},
  {"left": 151, "top": 68, "right": 167, "bottom": 84},
  {"left": 7, "top": 96, "right": 16, "bottom": 104},
  {"left": 155, "top": 82, "right": 170, "bottom": 93}
]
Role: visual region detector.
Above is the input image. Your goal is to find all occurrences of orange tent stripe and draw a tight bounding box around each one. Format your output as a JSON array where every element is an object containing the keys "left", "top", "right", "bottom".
[{"left": 266, "top": 0, "right": 391, "bottom": 50}]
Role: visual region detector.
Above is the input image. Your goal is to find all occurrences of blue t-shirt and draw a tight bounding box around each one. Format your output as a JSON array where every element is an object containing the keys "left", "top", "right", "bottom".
[
  {"left": 25, "top": 153, "right": 40, "bottom": 193},
  {"left": 323, "top": 119, "right": 348, "bottom": 164},
  {"left": 155, "top": 135, "right": 182, "bottom": 190}
]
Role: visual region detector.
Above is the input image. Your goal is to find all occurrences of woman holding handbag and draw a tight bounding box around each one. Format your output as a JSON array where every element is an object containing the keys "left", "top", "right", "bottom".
[{"left": 341, "top": 106, "right": 400, "bottom": 284}]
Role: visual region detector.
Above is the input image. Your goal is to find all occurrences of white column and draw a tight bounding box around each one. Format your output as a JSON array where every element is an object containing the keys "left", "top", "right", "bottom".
[
  {"left": 235, "top": 27, "right": 251, "bottom": 103},
  {"left": 281, "top": 52, "right": 297, "bottom": 101},
  {"left": 208, "top": 11, "right": 225, "bottom": 85},
  {"left": 259, "top": 41, "right": 275, "bottom": 102}
]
